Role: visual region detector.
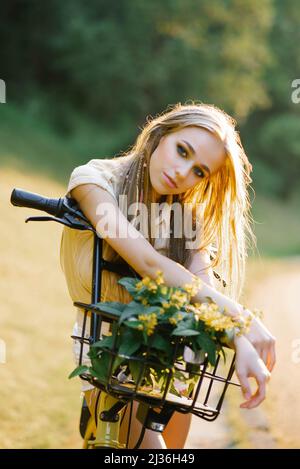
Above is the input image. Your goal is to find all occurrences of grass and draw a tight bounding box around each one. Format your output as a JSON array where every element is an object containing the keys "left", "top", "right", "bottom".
[{"left": 0, "top": 168, "right": 82, "bottom": 448}]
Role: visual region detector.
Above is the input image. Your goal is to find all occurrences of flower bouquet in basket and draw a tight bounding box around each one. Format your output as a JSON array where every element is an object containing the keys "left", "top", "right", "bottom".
[{"left": 69, "top": 271, "right": 251, "bottom": 398}]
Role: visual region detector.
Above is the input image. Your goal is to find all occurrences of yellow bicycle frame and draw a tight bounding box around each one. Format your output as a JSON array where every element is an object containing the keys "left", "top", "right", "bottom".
[{"left": 85, "top": 391, "right": 126, "bottom": 449}]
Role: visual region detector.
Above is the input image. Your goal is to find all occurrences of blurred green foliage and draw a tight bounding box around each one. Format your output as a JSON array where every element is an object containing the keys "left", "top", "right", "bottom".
[{"left": 0, "top": 0, "right": 299, "bottom": 201}]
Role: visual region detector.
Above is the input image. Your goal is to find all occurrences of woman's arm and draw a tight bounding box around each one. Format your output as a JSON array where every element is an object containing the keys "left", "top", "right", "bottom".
[
  {"left": 71, "top": 184, "right": 160, "bottom": 278},
  {"left": 72, "top": 184, "right": 276, "bottom": 373}
]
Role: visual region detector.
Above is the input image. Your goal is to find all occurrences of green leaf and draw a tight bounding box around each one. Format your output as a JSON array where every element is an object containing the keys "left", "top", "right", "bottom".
[
  {"left": 156, "top": 294, "right": 170, "bottom": 304},
  {"left": 172, "top": 329, "right": 200, "bottom": 336},
  {"left": 118, "top": 328, "right": 142, "bottom": 357},
  {"left": 175, "top": 317, "right": 195, "bottom": 330},
  {"left": 117, "top": 277, "right": 139, "bottom": 295},
  {"left": 120, "top": 301, "right": 146, "bottom": 322},
  {"left": 92, "top": 334, "right": 115, "bottom": 350},
  {"left": 94, "top": 301, "right": 126, "bottom": 317},
  {"left": 91, "top": 353, "right": 110, "bottom": 382},
  {"left": 68, "top": 365, "right": 90, "bottom": 379},
  {"left": 150, "top": 334, "right": 173, "bottom": 354},
  {"left": 196, "top": 334, "right": 217, "bottom": 365},
  {"left": 129, "top": 360, "right": 143, "bottom": 384},
  {"left": 196, "top": 320, "right": 205, "bottom": 332},
  {"left": 144, "top": 306, "right": 161, "bottom": 314},
  {"left": 142, "top": 330, "right": 149, "bottom": 345},
  {"left": 176, "top": 311, "right": 191, "bottom": 320},
  {"left": 112, "top": 356, "right": 125, "bottom": 374},
  {"left": 124, "top": 320, "right": 143, "bottom": 329},
  {"left": 87, "top": 346, "right": 100, "bottom": 359}
]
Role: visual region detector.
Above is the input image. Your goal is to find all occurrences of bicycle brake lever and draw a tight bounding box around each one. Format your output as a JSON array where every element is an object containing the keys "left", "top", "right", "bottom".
[
  {"left": 25, "top": 215, "right": 95, "bottom": 232},
  {"left": 62, "top": 198, "right": 90, "bottom": 224}
]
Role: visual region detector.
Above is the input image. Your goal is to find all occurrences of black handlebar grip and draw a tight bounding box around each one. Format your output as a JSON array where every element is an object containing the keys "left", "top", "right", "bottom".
[{"left": 10, "top": 188, "right": 63, "bottom": 217}]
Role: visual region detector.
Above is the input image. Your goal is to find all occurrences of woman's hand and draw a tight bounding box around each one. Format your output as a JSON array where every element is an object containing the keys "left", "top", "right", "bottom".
[
  {"left": 242, "top": 312, "right": 276, "bottom": 372},
  {"left": 234, "top": 335, "right": 271, "bottom": 409},
  {"left": 191, "top": 283, "right": 276, "bottom": 373}
]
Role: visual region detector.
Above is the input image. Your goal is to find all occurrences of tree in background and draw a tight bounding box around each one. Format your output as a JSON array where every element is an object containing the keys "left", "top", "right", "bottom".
[
  {"left": 1, "top": 0, "right": 300, "bottom": 200},
  {"left": 243, "top": 0, "right": 300, "bottom": 199},
  {"left": 0, "top": 0, "right": 272, "bottom": 124}
]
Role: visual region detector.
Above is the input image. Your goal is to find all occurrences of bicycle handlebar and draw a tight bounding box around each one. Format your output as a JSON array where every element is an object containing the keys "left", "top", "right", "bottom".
[{"left": 10, "top": 188, "right": 64, "bottom": 217}]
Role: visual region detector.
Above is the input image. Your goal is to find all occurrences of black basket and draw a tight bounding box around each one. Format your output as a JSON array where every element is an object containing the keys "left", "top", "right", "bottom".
[{"left": 72, "top": 301, "right": 240, "bottom": 422}]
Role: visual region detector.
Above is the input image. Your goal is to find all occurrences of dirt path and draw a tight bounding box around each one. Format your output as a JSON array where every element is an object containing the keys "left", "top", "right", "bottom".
[{"left": 186, "top": 258, "right": 300, "bottom": 449}]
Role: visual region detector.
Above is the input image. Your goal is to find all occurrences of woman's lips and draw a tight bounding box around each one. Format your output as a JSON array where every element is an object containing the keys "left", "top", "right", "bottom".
[{"left": 162, "top": 172, "right": 177, "bottom": 188}]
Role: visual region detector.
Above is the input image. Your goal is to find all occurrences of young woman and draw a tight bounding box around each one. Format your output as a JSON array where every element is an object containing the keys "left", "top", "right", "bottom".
[{"left": 60, "top": 102, "right": 276, "bottom": 448}]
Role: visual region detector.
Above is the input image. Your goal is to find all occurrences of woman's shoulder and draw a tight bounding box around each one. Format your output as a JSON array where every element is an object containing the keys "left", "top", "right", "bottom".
[
  {"left": 90, "top": 152, "right": 135, "bottom": 167},
  {"left": 81, "top": 153, "right": 135, "bottom": 177},
  {"left": 67, "top": 153, "right": 135, "bottom": 198}
]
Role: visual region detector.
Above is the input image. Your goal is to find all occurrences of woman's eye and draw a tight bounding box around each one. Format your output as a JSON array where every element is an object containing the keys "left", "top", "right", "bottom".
[
  {"left": 194, "top": 168, "right": 204, "bottom": 178},
  {"left": 177, "top": 143, "right": 204, "bottom": 178},
  {"left": 177, "top": 144, "right": 188, "bottom": 158}
]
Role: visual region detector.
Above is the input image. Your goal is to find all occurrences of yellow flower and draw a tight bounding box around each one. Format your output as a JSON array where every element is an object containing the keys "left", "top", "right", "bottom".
[
  {"left": 138, "top": 314, "right": 147, "bottom": 321},
  {"left": 169, "top": 317, "right": 177, "bottom": 325},
  {"left": 141, "top": 276, "right": 152, "bottom": 286},
  {"left": 189, "top": 300, "right": 254, "bottom": 334},
  {"left": 183, "top": 276, "right": 203, "bottom": 297},
  {"left": 138, "top": 313, "right": 158, "bottom": 336},
  {"left": 170, "top": 291, "right": 188, "bottom": 309},
  {"left": 155, "top": 270, "right": 165, "bottom": 285},
  {"left": 135, "top": 276, "right": 152, "bottom": 292},
  {"left": 160, "top": 286, "right": 168, "bottom": 295}
]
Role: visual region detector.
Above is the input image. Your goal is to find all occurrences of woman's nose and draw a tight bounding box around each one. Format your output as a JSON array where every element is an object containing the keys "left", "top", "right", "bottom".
[{"left": 175, "top": 163, "right": 192, "bottom": 180}]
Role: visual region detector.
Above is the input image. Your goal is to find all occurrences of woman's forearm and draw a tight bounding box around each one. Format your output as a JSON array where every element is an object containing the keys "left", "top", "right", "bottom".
[
  {"left": 191, "top": 280, "right": 243, "bottom": 318},
  {"left": 146, "top": 251, "right": 243, "bottom": 318}
]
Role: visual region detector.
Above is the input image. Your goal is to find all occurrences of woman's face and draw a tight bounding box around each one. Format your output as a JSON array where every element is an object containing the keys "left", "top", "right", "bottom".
[{"left": 149, "top": 126, "right": 226, "bottom": 199}]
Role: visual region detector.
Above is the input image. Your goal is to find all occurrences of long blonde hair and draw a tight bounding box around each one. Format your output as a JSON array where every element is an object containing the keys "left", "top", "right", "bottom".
[{"left": 115, "top": 102, "right": 256, "bottom": 301}]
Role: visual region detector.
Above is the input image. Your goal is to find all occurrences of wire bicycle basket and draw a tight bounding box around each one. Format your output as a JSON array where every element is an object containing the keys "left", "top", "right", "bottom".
[{"left": 72, "top": 300, "right": 240, "bottom": 423}]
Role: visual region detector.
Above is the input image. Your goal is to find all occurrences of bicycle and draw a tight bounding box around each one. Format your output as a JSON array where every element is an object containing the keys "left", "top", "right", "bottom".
[{"left": 11, "top": 187, "right": 240, "bottom": 449}]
